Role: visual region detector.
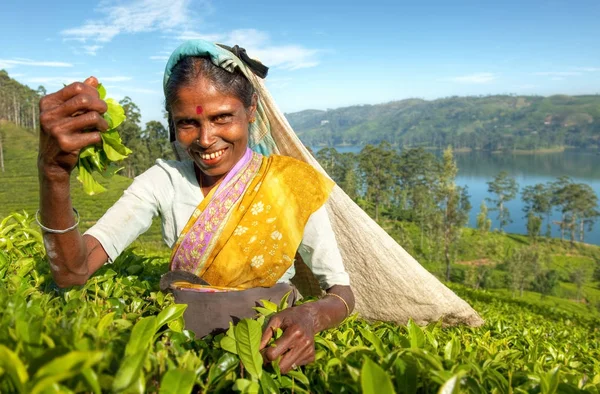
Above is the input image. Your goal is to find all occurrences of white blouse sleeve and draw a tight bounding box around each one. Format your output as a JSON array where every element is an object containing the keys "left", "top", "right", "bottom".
[
  {"left": 84, "top": 164, "right": 171, "bottom": 262},
  {"left": 297, "top": 204, "right": 350, "bottom": 289}
]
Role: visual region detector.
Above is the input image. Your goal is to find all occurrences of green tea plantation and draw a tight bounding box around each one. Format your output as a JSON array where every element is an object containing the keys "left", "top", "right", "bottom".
[{"left": 1, "top": 212, "right": 599, "bottom": 393}]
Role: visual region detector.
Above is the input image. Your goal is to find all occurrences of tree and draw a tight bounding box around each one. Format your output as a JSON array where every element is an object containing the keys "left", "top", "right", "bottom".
[
  {"left": 486, "top": 171, "right": 519, "bottom": 232},
  {"left": 436, "top": 147, "right": 471, "bottom": 281},
  {"left": 521, "top": 183, "right": 553, "bottom": 237},
  {"left": 532, "top": 269, "right": 559, "bottom": 299},
  {"left": 526, "top": 212, "right": 542, "bottom": 241},
  {"left": 397, "top": 148, "right": 440, "bottom": 248},
  {"left": 315, "top": 148, "right": 360, "bottom": 200},
  {"left": 550, "top": 176, "right": 573, "bottom": 240},
  {"left": 358, "top": 142, "right": 397, "bottom": 222},
  {"left": 507, "top": 245, "right": 542, "bottom": 297},
  {"left": 570, "top": 267, "right": 587, "bottom": 302},
  {"left": 552, "top": 177, "right": 599, "bottom": 243},
  {"left": 36, "top": 85, "right": 47, "bottom": 97},
  {"left": 476, "top": 202, "right": 491, "bottom": 233},
  {"left": 0, "top": 70, "right": 44, "bottom": 131},
  {"left": 118, "top": 97, "right": 143, "bottom": 178},
  {"left": 143, "top": 120, "right": 171, "bottom": 161},
  {"left": 0, "top": 128, "right": 4, "bottom": 173},
  {"left": 569, "top": 184, "right": 599, "bottom": 243},
  {"left": 316, "top": 148, "right": 342, "bottom": 180}
]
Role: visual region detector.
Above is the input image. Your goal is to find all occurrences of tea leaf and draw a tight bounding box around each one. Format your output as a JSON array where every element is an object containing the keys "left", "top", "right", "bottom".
[
  {"left": 358, "top": 327, "right": 386, "bottom": 357},
  {"left": 125, "top": 316, "right": 157, "bottom": 356},
  {"left": 112, "top": 351, "right": 147, "bottom": 392},
  {"left": 407, "top": 319, "right": 425, "bottom": 349},
  {"left": 438, "top": 372, "right": 466, "bottom": 394},
  {"left": 156, "top": 304, "right": 187, "bottom": 328},
  {"left": 0, "top": 345, "right": 28, "bottom": 392},
  {"left": 159, "top": 369, "right": 196, "bottom": 394},
  {"left": 235, "top": 319, "right": 263, "bottom": 380},
  {"left": 361, "top": 357, "right": 395, "bottom": 394},
  {"left": 208, "top": 353, "right": 239, "bottom": 385}
]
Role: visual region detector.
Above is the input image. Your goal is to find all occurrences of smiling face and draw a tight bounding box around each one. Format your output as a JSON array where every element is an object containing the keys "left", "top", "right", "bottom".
[{"left": 171, "top": 76, "right": 256, "bottom": 184}]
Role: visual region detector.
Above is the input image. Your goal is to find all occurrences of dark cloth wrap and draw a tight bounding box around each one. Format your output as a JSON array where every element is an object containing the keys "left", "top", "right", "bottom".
[{"left": 160, "top": 271, "right": 298, "bottom": 338}]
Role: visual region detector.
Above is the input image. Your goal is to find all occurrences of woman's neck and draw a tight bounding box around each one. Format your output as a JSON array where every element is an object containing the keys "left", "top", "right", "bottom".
[{"left": 195, "top": 166, "right": 226, "bottom": 197}]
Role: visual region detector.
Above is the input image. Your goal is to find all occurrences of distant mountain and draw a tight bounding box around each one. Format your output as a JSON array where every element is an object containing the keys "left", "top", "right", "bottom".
[{"left": 285, "top": 95, "right": 600, "bottom": 151}]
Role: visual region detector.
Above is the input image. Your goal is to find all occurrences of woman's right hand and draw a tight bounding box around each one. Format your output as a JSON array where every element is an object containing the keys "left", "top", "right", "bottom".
[{"left": 38, "top": 76, "right": 109, "bottom": 178}]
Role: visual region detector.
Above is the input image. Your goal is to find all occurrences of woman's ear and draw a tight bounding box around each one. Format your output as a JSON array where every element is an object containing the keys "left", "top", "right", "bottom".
[{"left": 247, "top": 93, "right": 258, "bottom": 121}]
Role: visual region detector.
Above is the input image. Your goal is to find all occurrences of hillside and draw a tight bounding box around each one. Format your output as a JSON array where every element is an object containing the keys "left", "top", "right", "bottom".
[
  {"left": 286, "top": 95, "right": 600, "bottom": 150},
  {"left": 0, "top": 122, "right": 164, "bottom": 247}
]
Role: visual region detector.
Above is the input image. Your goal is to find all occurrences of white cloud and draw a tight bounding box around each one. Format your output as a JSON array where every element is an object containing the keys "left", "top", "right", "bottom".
[
  {"left": 150, "top": 55, "right": 169, "bottom": 61},
  {"left": 61, "top": 0, "right": 197, "bottom": 47},
  {"left": 445, "top": 72, "right": 498, "bottom": 84},
  {"left": 0, "top": 58, "right": 73, "bottom": 69},
  {"left": 174, "top": 28, "right": 320, "bottom": 71},
  {"left": 533, "top": 71, "right": 582, "bottom": 77},
  {"left": 83, "top": 45, "right": 103, "bottom": 56}
]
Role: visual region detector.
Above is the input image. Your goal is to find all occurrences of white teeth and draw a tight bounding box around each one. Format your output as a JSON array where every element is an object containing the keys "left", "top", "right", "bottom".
[{"left": 201, "top": 149, "right": 225, "bottom": 160}]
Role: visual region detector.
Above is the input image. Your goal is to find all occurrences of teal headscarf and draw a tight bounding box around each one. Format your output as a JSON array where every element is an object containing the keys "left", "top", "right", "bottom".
[{"left": 163, "top": 39, "right": 278, "bottom": 157}]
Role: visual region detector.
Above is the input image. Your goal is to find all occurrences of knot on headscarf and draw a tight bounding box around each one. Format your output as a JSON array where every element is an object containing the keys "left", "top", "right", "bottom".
[{"left": 216, "top": 44, "right": 269, "bottom": 79}]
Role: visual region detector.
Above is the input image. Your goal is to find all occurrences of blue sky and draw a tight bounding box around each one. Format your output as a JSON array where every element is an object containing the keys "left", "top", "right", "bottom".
[{"left": 2, "top": 0, "right": 599, "bottom": 125}]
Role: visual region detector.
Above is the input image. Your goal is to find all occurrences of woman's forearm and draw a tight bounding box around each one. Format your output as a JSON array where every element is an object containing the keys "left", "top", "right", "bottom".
[
  {"left": 307, "top": 285, "right": 355, "bottom": 333},
  {"left": 38, "top": 167, "right": 89, "bottom": 287}
]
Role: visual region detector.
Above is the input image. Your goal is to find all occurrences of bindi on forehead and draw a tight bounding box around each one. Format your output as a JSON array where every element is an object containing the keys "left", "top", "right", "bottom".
[{"left": 196, "top": 105, "right": 203, "bottom": 115}]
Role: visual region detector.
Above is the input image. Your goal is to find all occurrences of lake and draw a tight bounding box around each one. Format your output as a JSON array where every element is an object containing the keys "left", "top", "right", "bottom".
[{"left": 313, "top": 146, "right": 600, "bottom": 246}]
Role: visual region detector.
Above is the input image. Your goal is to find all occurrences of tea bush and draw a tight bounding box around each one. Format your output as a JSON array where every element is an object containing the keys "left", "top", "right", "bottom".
[{"left": 1, "top": 212, "right": 599, "bottom": 393}]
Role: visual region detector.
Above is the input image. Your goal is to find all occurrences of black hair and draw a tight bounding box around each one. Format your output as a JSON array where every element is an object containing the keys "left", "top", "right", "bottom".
[{"left": 165, "top": 56, "right": 255, "bottom": 111}]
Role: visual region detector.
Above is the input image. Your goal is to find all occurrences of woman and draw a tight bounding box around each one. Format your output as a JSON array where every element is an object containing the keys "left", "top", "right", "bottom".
[{"left": 37, "top": 40, "right": 354, "bottom": 373}]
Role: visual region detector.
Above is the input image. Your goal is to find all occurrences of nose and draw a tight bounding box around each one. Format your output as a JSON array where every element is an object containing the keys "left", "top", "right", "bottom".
[{"left": 195, "top": 123, "right": 216, "bottom": 148}]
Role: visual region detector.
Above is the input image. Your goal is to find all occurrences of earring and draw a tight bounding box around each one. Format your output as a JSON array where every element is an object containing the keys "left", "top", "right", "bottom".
[{"left": 249, "top": 118, "right": 256, "bottom": 124}]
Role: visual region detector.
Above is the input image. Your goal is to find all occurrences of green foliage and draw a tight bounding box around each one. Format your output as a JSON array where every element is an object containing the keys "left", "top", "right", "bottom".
[
  {"left": 550, "top": 177, "right": 600, "bottom": 243},
  {"left": 2, "top": 211, "right": 600, "bottom": 393},
  {"left": 0, "top": 70, "right": 42, "bottom": 131},
  {"left": 526, "top": 211, "right": 543, "bottom": 240},
  {"left": 358, "top": 142, "right": 397, "bottom": 221},
  {"left": 522, "top": 183, "right": 553, "bottom": 237},
  {"left": 76, "top": 84, "right": 131, "bottom": 195},
  {"left": 476, "top": 202, "right": 492, "bottom": 233},
  {"left": 486, "top": 171, "right": 519, "bottom": 232}
]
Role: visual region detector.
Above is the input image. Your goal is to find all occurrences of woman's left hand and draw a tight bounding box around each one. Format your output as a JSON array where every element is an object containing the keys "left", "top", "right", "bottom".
[{"left": 259, "top": 303, "right": 317, "bottom": 373}]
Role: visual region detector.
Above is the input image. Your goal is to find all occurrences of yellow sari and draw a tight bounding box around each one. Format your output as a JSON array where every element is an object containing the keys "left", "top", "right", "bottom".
[{"left": 170, "top": 151, "right": 334, "bottom": 290}]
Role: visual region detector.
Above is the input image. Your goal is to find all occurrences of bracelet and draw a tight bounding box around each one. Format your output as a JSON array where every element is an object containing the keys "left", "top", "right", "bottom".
[
  {"left": 324, "top": 292, "right": 350, "bottom": 319},
  {"left": 35, "top": 208, "right": 80, "bottom": 234}
]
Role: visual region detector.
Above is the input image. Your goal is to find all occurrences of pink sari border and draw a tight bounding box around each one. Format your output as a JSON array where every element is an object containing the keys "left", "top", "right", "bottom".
[{"left": 171, "top": 149, "right": 262, "bottom": 275}]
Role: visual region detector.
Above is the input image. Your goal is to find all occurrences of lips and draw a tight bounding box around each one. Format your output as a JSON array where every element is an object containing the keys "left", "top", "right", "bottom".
[
  {"left": 200, "top": 148, "right": 227, "bottom": 160},
  {"left": 188, "top": 146, "right": 228, "bottom": 167}
]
